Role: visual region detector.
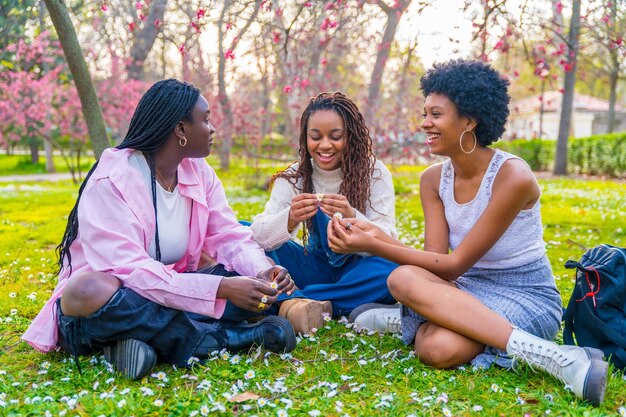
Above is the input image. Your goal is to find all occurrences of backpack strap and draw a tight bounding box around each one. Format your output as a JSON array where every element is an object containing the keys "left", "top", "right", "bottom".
[
  {"left": 563, "top": 260, "right": 586, "bottom": 345},
  {"left": 563, "top": 283, "right": 579, "bottom": 345}
]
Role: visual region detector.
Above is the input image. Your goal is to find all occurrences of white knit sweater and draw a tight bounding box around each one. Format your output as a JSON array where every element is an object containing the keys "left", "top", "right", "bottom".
[{"left": 250, "top": 159, "right": 397, "bottom": 251}]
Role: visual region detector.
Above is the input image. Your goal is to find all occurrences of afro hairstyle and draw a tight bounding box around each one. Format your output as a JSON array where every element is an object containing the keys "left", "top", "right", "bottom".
[{"left": 420, "top": 59, "right": 510, "bottom": 146}]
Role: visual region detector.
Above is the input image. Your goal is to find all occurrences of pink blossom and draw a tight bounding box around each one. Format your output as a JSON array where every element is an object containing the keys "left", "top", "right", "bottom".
[
  {"left": 283, "top": 85, "right": 292, "bottom": 93},
  {"left": 272, "top": 31, "right": 281, "bottom": 43},
  {"left": 179, "top": 43, "right": 186, "bottom": 55},
  {"left": 100, "top": 3, "right": 108, "bottom": 11},
  {"left": 275, "top": 8, "right": 283, "bottom": 17},
  {"left": 321, "top": 18, "right": 334, "bottom": 31},
  {"left": 304, "top": 1, "right": 312, "bottom": 7},
  {"left": 226, "top": 22, "right": 233, "bottom": 30},
  {"left": 197, "top": 7, "right": 207, "bottom": 20},
  {"left": 321, "top": 58, "right": 328, "bottom": 65},
  {"left": 300, "top": 78, "right": 310, "bottom": 88},
  {"left": 494, "top": 39, "right": 508, "bottom": 52},
  {"left": 135, "top": 1, "right": 142, "bottom": 10},
  {"left": 225, "top": 49, "right": 235, "bottom": 60},
  {"left": 555, "top": 1, "right": 563, "bottom": 13},
  {"left": 129, "top": 22, "right": 136, "bottom": 32},
  {"left": 154, "top": 19, "right": 160, "bottom": 29}
]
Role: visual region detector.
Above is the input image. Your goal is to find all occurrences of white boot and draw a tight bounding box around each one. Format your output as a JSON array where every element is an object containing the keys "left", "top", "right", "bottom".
[{"left": 506, "top": 327, "right": 608, "bottom": 405}]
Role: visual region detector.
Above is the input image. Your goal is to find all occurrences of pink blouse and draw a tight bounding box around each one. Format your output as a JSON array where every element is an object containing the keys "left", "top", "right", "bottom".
[{"left": 23, "top": 148, "right": 271, "bottom": 352}]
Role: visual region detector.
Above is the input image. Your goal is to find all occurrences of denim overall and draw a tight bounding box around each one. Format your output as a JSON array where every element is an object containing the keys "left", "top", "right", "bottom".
[{"left": 264, "top": 210, "right": 397, "bottom": 317}]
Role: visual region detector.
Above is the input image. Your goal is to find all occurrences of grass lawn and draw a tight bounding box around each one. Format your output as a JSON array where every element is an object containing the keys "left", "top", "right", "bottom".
[
  {"left": 0, "top": 154, "right": 94, "bottom": 177},
  {"left": 0, "top": 155, "right": 625, "bottom": 416}
]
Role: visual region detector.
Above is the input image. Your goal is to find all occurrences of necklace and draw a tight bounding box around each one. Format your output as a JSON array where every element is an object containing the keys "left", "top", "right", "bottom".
[{"left": 156, "top": 167, "right": 176, "bottom": 192}]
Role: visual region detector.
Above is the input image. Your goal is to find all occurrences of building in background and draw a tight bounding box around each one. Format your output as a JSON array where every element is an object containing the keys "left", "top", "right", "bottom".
[{"left": 507, "top": 91, "right": 626, "bottom": 140}]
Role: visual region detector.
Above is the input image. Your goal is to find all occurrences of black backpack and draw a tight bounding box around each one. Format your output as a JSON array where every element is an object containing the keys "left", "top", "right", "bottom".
[{"left": 563, "top": 244, "right": 626, "bottom": 369}]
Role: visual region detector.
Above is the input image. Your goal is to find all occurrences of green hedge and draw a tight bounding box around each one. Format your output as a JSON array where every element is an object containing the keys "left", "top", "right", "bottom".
[
  {"left": 493, "top": 138, "right": 555, "bottom": 171},
  {"left": 494, "top": 133, "right": 626, "bottom": 177}
]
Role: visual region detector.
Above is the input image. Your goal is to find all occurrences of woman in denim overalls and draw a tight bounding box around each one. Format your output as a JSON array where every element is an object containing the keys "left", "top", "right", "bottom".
[{"left": 248, "top": 92, "right": 398, "bottom": 334}]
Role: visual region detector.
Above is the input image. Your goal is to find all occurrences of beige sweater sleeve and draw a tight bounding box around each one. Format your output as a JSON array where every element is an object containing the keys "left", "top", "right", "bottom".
[
  {"left": 250, "top": 177, "right": 299, "bottom": 250},
  {"left": 355, "top": 160, "right": 397, "bottom": 238}
]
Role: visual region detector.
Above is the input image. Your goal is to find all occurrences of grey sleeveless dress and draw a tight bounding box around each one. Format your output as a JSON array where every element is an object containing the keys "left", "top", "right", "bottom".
[{"left": 400, "top": 150, "right": 563, "bottom": 368}]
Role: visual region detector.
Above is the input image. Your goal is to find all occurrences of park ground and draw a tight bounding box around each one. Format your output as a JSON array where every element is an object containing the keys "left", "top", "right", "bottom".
[{"left": 0, "top": 156, "right": 625, "bottom": 416}]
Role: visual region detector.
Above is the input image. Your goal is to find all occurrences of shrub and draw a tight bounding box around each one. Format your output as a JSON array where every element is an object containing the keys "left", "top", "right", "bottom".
[
  {"left": 493, "top": 138, "right": 554, "bottom": 171},
  {"left": 569, "top": 133, "right": 626, "bottom": 177},
  {"left": 495, "top": 133, "right": 626, "bottom": 177}
]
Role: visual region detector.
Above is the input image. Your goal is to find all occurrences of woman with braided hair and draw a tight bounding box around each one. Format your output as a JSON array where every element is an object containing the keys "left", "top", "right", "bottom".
[
  {"left": 23, "top": 79, "right": 296, "bottom": 380},
  {"left": 249, "top": 92, "right": 398, "bottom": 334}
]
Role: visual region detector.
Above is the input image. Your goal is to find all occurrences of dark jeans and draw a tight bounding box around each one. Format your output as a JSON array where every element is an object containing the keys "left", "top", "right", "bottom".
[
  {"left": 243, "top": 210, "right": 398, "bottom": 317},
  {"left": 56, "top": 264, "right": 252, "bottom": 367}
]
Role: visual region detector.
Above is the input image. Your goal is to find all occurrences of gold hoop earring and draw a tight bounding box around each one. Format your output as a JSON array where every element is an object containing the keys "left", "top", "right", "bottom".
[
  {"left": 459, "top": 130, "right": 477, "bottom": 154},
  {"left": 179, "top": 136, "right": 187, "bottom": 147}
]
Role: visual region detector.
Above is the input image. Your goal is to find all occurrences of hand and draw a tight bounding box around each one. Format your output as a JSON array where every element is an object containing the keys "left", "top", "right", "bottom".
[
  {"left": 217, "top": 276, "right": 279, "bottom": 312},
  {"left": 256, "top": 266, "right": 295, "bottom": 296},
  {"left": 327, "top": 217, "right": 375, "bottom": 254},
  {"left": 340, "top": 218, "right": 386, "bottom": 240},
  {"left": 197, "top": 251, "right": 217, "bottom": 269},
  {"left": 318, "top": 194, "right": 356, "bottom": 219},
  {"left": 288, "top": 193, "right": 319, "bottom": 230}
]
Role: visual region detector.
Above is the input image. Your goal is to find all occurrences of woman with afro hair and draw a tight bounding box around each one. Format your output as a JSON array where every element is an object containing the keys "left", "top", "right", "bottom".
[
  {"left": 249, "top": 92, "right": 398, "bottom": 334},
  {"left": 328, "top": 60, "right": 609, "bottom": 405}
]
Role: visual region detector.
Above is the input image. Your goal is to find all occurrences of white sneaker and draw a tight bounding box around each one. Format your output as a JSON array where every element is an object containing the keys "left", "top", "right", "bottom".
[
  {"left": 506, "top": 328, "right": 608, "bottom": 405},
  {"left": 348, "top": 303, "right": 401, "bottom": 334}
]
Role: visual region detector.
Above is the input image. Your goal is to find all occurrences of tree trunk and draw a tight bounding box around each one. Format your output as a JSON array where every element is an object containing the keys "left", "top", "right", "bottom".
[
  {"left": 217, "top": 0, "right": 261, "bottom": 171},
  {"left": 40, "top": 0, "right": 55, "bottom": 172},
  {"left": 29, "top": 139, "right": 39, "bottom": 164},
  {"left": 364, "top": 0, "right": 412, "bottom": 126},
  {"left": 217, "top": 0, "right": 234, "bottom": 171},
  {"left": 606, "top": 1, "right": 619, "bottom": 134},
  {"left": 393, "top": 41, "right": 417, "bottom": 130},
  {"left": 44, "top": 139, "right": 55, "bottom": 172},
  {"left": 260, "top": 68, "right": 271, "bottom": 140},
  {"left": 127, "top": 0, "right": 168, "bottom": 80},
  {"left": 608, "top": 67, "right": 618, "bottom": 133},
  {"left": 44, "top": 0, "right": 109, "bottom": 159},
  {"left": 553, "top": 0, "right": 581, "bottom": 176}
]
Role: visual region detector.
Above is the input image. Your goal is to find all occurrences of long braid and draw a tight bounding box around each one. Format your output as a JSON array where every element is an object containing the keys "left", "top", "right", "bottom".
[
  {"left": 145, "top": 153, "right": 161, "bottom": 262},
  {"left": 273, "top": 92, "right": 376, "bottom": 247},
  {"left": 56, "top": 79, "right": 200, "bottom": 274}
]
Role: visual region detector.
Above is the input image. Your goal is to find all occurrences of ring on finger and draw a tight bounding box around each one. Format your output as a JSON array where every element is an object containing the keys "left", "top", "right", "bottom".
[
  {"left": 261, "top": 295, "right": 268, "bottom": 304},
  {"left": 257, "top": 302, "right": 266, "bottom": 310},
  {"left": 345, "top": 222, "right": 352, "bottom": 230}
]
